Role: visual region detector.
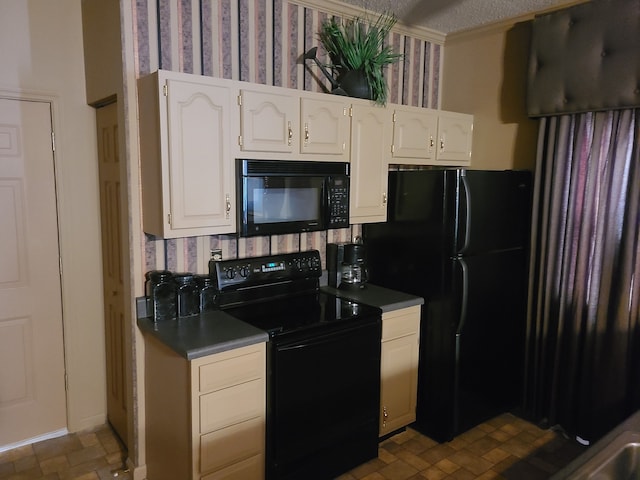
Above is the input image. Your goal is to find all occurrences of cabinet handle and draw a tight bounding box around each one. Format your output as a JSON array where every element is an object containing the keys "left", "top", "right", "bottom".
[
  {"left": 304, "top": 123, "right": 309, "bottom": 144},
  {"left": 440, "top": 138, "right": 445, "bottom": 150},
  {"left": 225, "top": 194, "right": 231, "bottom": 219},
  {"left": 288, "top": 121, "right": 293, "bottom": 146},
  {"left": 383, "top": 406, "right": 388, "bottom": 427},
  {"left": 383, "top": 192, "right": 387, "bottom": 205},
  {"left": 429, "top": 136, "right": 434, "bottom": 148}
]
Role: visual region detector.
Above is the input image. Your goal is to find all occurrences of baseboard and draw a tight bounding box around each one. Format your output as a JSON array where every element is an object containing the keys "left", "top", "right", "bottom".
[
  {"left": 127, "top": 457, "right": 147, "bottom": 480},
  {"left": 0, "top": 428, "right": 69, "bottom": 453},
  {"left": 67, "top": 412, "right": 107, "bottom": 433}
]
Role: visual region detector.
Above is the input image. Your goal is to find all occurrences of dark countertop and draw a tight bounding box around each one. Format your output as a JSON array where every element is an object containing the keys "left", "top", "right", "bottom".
[
  {"left": 550, "top": 409, "right": 640, "bottom": 478},
  {"left": 138, "top": 310, "right": 268, "bottom": 360},
  {"left": 138, "top": 283, "right": 421, "bottom": 361},
  {"left": 321, "top": 283, "right": 424, "bottom": 312}
]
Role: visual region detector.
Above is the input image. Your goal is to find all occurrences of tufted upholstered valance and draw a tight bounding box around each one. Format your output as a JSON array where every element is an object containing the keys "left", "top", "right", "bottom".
[{"left": 527, "top": 0, "right": 640, "bottom": 117}]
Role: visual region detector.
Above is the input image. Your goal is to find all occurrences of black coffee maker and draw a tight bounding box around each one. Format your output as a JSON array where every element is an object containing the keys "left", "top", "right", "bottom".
[{"left": 327, "top": 242, "right": 368, "bottom": 290}]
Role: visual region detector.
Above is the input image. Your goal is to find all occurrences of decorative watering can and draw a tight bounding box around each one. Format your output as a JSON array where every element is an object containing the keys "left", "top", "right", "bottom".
[{"left": 303, "top": 47, "right": 372, "bottom": 100}]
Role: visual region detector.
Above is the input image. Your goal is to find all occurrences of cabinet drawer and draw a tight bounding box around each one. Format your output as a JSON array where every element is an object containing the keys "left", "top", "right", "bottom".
[
  {"left": 382, "top": 306, "right": 421, "bottom": 341},
  {"left": 199, "top": 348, "right": 263, "bottom": 394},
  {"left": 200, "top": 379, "right": 264, "bottom": 433},
  {"left": 200, "top": 453, "right": 264, "bottom": 480},
  {"left": 200, "top": 416, "right": 264, "bottom": 473}
]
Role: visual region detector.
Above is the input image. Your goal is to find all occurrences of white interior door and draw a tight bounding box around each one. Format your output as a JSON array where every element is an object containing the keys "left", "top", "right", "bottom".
[{"left": 0, "top": 98, "right": 67, "bottom": 447}]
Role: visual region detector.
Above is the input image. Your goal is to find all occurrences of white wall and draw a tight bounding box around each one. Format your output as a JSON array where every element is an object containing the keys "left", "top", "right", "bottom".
[
  {"left": 442, "top": 22, "right": 539, "bottom": 171},
  {"left": 0, "top": 0, "right": 106, "bottom": 431}
]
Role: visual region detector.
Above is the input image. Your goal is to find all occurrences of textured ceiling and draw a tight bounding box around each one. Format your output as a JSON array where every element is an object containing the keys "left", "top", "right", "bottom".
[{"left": 337, "top": 0, "right": 585, "bottom": 34}]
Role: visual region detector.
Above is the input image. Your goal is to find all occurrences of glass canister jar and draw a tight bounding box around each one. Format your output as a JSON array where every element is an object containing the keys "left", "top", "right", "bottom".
[
  {"left": 146, "top": 270, "right": 177, "bottom": 322},
  {"left": 174, "top": 273, "right": 200, "bottom": 318},
  {"left": 197, "top": 275, "right": 217, "bottom": 313}
]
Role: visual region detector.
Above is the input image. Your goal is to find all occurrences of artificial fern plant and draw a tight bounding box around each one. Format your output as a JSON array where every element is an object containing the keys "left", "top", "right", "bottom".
[{"left": 318, "top": 11, "right": 402, "bottom": 105}]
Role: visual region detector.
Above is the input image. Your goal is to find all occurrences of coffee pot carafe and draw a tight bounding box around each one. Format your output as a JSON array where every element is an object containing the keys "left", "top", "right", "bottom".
[{"left": 340, "top": 243, "right": 368, "bottom": 290}]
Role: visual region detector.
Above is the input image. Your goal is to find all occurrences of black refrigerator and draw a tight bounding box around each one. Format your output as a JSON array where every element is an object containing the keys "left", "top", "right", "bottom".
[{"left": 363, "top": 168, "right": 532, "bottom": 442}]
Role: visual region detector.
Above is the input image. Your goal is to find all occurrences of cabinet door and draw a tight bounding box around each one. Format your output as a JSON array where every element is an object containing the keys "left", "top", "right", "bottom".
[
  {"left": 239, "top": 89, "right": 298, "bottom": 153},
  {"left": 300, "top": 96, "right": 349, "bottom": 158},
  {"left": 201, "top": 454, "right": 264, "bottom": 480},
  {"left": 349, "top": 103, "right": 391, "bottom": 224},
  {"left": 380, "top": 334, "right": 419, "bottom": 435},
  {"left": 436, "top": 111, "right": 473, "bottom": 165},
  {"left": 392, "top": 108, "right": 438, "bottom": 161},
  {"left": 191, "top": 343, "right": 266, "bottom": 480},
  {"left": 166, "top": 79, "right": 234, "bottom": 232},
  {"left": 200, "top": 417, "right": 264, "bottom": 475},
  {"left": 380, "top": 306, "right": 420, "bottom": 436},
  {"left": 139, "top": 71, "right": 236, "bottom": 238}
]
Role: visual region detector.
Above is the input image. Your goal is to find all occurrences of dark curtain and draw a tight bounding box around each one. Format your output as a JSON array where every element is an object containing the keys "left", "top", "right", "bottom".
[{"left": 524, "top": 108, "right": 640, "bottom": 444}]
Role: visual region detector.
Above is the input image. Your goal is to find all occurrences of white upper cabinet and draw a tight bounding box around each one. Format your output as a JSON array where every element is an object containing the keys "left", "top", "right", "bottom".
[
  {"left": 349, "top": 102, "right": 391, "bottom": 224},
  {"left": 391, "top": 107, "right": 438, "bottom": 161},
  {"left": 391, "top": 105, "right": 473, "bottom": 166},
  {"left": 138, "top": 70, "right": 236, "bottom": 238},
  {"left": 436, "top": 110, "right": 474, "bottom": 164},
  {"left": 238, "top": 88, "right": 298, "bottom": 154},
  {"left": 138, "top": 70, "right": 474, "bottom": 239},
  {"left": 300, "top": 96, "right": 350, "bottom": 160}
]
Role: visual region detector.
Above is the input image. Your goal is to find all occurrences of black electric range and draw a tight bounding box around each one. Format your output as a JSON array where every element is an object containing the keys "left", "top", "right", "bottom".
[
  {"left": 210, "top": 250, "right": 382, "bottom": 480},
  {"left": 211, "top": 250, "right": 381, "bottom": 338}
]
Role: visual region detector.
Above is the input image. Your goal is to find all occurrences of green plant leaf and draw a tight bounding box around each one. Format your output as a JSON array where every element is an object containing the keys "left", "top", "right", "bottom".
[{"left": 317, "top": 11, "right": 402, "bottom": 104}]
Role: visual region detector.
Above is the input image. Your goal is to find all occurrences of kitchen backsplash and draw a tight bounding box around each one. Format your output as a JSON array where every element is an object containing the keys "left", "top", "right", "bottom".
[
  {"left": 144, "top": 225, "right": 361, "bottom": 275},
  {"left": 135, "top": 0, "right": 441, "bottom": 276}
]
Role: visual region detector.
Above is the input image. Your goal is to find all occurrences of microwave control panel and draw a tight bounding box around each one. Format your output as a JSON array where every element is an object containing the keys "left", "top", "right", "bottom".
[{"left": 327, "top": 175, "right": 350, "bottom": 228}]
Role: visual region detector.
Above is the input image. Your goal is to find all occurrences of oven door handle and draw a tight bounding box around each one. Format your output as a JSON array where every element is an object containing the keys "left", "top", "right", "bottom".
[{"left": 277, "top": 320, "right": 379, "bottom": 351}]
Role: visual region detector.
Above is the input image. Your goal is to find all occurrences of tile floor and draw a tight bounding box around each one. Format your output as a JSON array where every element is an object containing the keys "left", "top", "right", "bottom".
[
  {"left": 0, "top": 413, "right": 585, "bottom": 480},
  {"left": 341, "top": 413, "right": 586, "bottom": 480},
  {"left": 0, "top": 425, "right": 129, "bottom": 480}
]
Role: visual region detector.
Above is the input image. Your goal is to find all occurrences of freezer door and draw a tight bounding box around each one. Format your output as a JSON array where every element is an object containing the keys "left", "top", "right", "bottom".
[{"left": 455, "top": 170, "right": 532, "bottom": 255}]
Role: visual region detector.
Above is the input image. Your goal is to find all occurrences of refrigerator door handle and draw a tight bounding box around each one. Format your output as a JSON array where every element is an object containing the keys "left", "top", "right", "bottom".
[
  {"left": 456, "top": 258, "right": 469, "bottom": 334},
  {"left": 459, "top": 175, "right": 472, "bottom": 253}
]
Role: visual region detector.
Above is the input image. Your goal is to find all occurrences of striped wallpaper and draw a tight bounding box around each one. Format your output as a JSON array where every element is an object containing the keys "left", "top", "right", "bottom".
[{"left": 133, "top": 0, "right": 442, "bottom": 275}]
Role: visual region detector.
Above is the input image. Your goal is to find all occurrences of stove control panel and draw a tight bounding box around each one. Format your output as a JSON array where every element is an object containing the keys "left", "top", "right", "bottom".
[{"left": 209, "top": 250, "right": 322, "bottom": 290}]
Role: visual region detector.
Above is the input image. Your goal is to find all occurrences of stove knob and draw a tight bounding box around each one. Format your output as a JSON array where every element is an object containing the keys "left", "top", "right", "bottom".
[
  {"left": 225, "top": 268, "right": 235, "bottom": 280},
  {"left": 239, "top": 266, "right": 249, "bottom": 277}
]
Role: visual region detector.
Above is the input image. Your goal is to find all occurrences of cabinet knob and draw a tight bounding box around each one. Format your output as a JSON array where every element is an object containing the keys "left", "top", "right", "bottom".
[
  {"left": 304, "top": 123, "right": 309, "bottom": 144},
  {"left": 383, "top": 406, "right": 388, "bottom": 427},
  {"left": 225, "top": 194, "right": 231, "bottom": 219},
  {"left": 288, "top": 121, "right": 293, "bottom": 146}
]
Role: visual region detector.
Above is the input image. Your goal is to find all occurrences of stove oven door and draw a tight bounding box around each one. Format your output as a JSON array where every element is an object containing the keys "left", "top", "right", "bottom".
[{"left": 268, "top": 317, "right": 381, "bottom": 480}]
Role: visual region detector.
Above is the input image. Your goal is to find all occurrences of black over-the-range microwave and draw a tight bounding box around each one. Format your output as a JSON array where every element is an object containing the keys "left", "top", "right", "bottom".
[{"left": 236, "top": 159, "right": 350, "bottom": 237}]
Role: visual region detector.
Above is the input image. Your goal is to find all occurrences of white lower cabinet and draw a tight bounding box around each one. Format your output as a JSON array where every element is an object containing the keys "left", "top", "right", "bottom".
[
  {"left": 145, "top": 338, "right": 266, "bottom": 480},
  {"left": 379, "top": 305, "right": 421, "bottom": 436}
]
